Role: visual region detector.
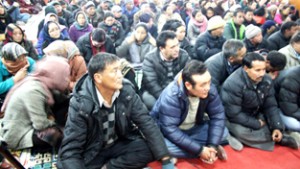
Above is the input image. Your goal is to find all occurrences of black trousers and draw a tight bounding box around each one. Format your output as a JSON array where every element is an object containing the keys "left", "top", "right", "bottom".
[{"left": 88, "top": 138, "right": 155, "bottom": 169}]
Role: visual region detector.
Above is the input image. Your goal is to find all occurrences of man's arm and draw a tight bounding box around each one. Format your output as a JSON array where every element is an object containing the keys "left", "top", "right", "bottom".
[{"left": 58, "top": 99, "right": 88, "bottom": 169}]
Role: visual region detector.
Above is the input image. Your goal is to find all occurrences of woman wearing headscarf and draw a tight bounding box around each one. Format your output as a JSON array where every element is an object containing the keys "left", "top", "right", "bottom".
[
  {"left": 0, "top": 2, "right": 12, "bottom": 41},
  {"left": 43, "top": 40, "right": 87, "bottom": 91},
  {"left": 0, "top": 42, "right": 35, "bottom": 106},
  {"left": 187, "top": 9, "right": 208, "bottom": 45},
  {"left": 116, "top": 23, "right": 156, "bottom": 68},
  {"left": 36, "top": 18, "right": 69, "bottom": 57},
  {"left": 68, "top": 11, "right": 93, "bottom": 43},
  {"left": 3, "top": 23, "right": 38, "bottom": 60},
  {"left": 0, "top": 56, "right": 70, "bottom": 150}
]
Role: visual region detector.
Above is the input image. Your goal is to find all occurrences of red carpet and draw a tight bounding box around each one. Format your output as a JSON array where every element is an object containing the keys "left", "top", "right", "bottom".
[{"left": 148, "top": 145, "right": 300, "bottom": 169}]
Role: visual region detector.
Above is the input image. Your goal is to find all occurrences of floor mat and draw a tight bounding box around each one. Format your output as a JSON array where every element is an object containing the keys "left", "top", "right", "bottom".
[{"left": 148, "top": 145, "right": 300, "bottom": 169}]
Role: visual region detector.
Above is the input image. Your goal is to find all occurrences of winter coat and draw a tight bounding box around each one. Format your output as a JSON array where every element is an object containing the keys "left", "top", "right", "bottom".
[
  {"left": 150, "top": 74, "right": 226, "bottom": 156},
  {"left": 221, "top": 68, "right": 284, "bottom": 131},
  {"left": 141, "top": 48, "right": 189, "bottom": 99},
  {"left": 98, "top": 21, "right": 125, "bottom": 47},
  {"left": 279, "top": 44, "right": 300, "bottom": 69},
  {"left": 69, "top": 23, "right": 93, "bottom": 43},
  {"left": 244, "top": 38, "right": 269, "bottom": 53},
  {"left": 267, "top": 31, "right": 290, "bottom": 51},
  {"left": 194, "top": 31, "right": 226, "bottom": 61},
  {"left": 223, "top": 19, "right": 246, "bottom": 40},
  {"left": 76, "top": 33, "right": 116, "bottom": 65},
  {"left": 57, "top": 74, "right": 169, "bottom": 169}
]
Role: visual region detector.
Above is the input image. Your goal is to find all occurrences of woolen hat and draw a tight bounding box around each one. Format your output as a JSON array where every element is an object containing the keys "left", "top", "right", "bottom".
[
  {"left": 84, "top": 1, "right": 95, "bottom": 10},
  {"left": 245, "top": 24, "right": 261, "bottom": 39},
  {"left": 207, "top": 16, "right": 225, "bottom": 31}
]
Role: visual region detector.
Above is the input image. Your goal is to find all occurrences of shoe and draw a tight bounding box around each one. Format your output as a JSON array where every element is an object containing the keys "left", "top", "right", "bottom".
[
  {"left": 216, "top": 145, "right": 227, "bottom": 161},
  {"left": 280, "top": 135, "right": 300, "bottom": 149},
  {"left": 227, "top": 134, "right": 243, "bottom": 151},
  {"left": 289, "top": 132, "right": 300, "bottom": 144}
]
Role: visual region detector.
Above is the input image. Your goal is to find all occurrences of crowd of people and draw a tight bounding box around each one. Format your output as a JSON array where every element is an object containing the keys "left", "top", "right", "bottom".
[{"left": 0, "top": 0, "right": 300, "bottom": 168}]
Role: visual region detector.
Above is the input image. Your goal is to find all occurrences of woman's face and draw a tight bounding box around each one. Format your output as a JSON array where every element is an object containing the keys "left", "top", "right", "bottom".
[
  {"left": 77, "top": 13, "right": 86, "bottom": 26},
  {"left": 12, "top": 28, "right": 23, "bottom": 43},
  {"left": 135, "top": 26, "right": 147, "bottom": 43},
  {"left": 105, "top": 16, "right": 115, "bottom": 26},
  {"left": 176, "top": 25, "right": 186, "bottom": 41},
  {"left": 195, "top": 11, "right": 204, "bottom": 22},
  {"left": 48, "top": 22, "right": 61, "bottom": 39}
]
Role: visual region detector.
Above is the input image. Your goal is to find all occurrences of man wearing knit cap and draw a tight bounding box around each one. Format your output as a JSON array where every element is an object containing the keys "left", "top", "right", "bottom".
[
  {"left": 122, "top": 0, "right": 139, "bottom": 27},
  {"left": 84, "top": 1, "right": 103, "bottom": 27},
  {"left": 50, "top": 1, "right": 74, "bottom": 28},
  {"left": 195, "top": 15, "right": 226, "bottom": 61},
  {"left": 244, "top": 24, "right": 268, "bottom": 53},
  {"left": 112, "top": 5, "right": 130, "bottom": 34},
  {"left": 261, "top": 20, "right": 277, "bottom": 40}
]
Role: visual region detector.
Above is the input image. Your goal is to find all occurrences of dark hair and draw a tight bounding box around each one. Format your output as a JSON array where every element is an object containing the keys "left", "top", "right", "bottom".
[
  {"left": 280, "top": 21, "right": 297, "bottom": 34},
  {"left": 242, "top": 52, "right": 265, "bottom": 68},
  {"left": 266, "top": 51, "right": 287, "bottom": 71},
  {"left": 182, "top": 60, "right": 207, "bottom": 86},
  {"left": 156, "top": 30, "right": 177, "bottom": 48},
  {"left": 88, "top": 52, "right": 119, "bottom": 79},
  {"left": 91, "top": 28, "right": 106, "bottom": 42},
  {"left": 161, "top": 19, "right": 184, "bottom": 32},
  {"left": 103, "top": 11, "right": 115, "bottom": 20},
  {"left": 233, "top": 8, "right": 244, "bottom": 17},
  {"left": 223, "top": 39, "right": 245, "bottom": 59},
  {"left": 290, "top": 31, "right": 300, "bottom": 44},
  {"left": 192, "top": 8, "right": 202, "bottom": 18},
  {"left": 244, "top": 7, "right": 253, "bottom": 14}
]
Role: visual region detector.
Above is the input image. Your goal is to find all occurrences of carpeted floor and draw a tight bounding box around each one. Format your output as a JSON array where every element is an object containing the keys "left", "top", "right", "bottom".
[{"left": 148, "top": 145, "right": 300, "bottom": 169}]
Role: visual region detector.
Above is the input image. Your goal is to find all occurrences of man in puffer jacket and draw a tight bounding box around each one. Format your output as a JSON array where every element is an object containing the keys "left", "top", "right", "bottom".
[
  {"left": 150, "top": 60, "right": 228, "bottom": 164},
  {"left": 221, "top": 52, "right": 300, "bottom": 151}
]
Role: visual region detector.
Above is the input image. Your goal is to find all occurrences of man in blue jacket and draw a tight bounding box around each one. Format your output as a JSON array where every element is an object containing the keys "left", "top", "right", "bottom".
[{"left": 150, "top": 60, "right": 228, "bottom": 164}]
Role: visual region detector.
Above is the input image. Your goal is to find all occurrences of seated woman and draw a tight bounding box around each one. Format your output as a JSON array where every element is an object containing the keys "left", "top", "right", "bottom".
[
  {"left": 116, "top": 23, "right": 156, "bottom": 68},
  {"left": 3, "top": 23, "right": 38, "bottom": 60},
  {"left": 36, "top": 19, "right": 69, "bottom": 58},
  {"left": 43, "top": 40, "right": 87, "bottom": 91},
  {"left": 0, "top": 42, "right": 35, "bottom": 109},
  {"left": 0, "top": 56, "right": 70, "bottom": 150},
  {"left": 187, "top": 9, "right": 208, "bottom": 46},
  {"left": 98, "top": 12, "right": 125, "bottom": 47},
  {"left": 68, "top": 11, "right": 93, "bottom": 43}
]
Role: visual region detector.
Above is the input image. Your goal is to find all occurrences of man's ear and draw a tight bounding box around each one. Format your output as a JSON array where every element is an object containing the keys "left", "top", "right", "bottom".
[
  {"left": 228, "top": 56, "right": 234, "bottom": 63},
  {"left": 185, "top": 81, "right": 192, "bottom": 91},
  {"left": 94, "top": 73, "right": 102, "bottom": 84}
]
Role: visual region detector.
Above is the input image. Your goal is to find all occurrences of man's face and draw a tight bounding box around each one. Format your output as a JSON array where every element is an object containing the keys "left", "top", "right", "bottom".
[
  {"left": 86, "top": 6, "right": 96, "bottom": 16},
  {"left": 94, "top": 61, "right": 123, "bottom": 90},
  {"left": 229, "top": 47, "right": 247, "bottom": 65},
  {"left": 54, "top": 4, "right": 63, "bottom": 13},
  {"left": 286, "top": 26, "right": 298, "bottom": 38},
  {"left": 185, "top": 71, "right": 211, "bottom": 99},
  {"left": 234, "top": 12, "right": 245, "bottom": 25},
  {"left": 292, "top": 42, "right": 300, "bottom": 54},
  {"left": 212, "top": 26, "right": 224, "bottom": 37},
  {"left": 252, "top": 32, "right": 263, "bottom": 44},
  {"left": 244, "top": 60, "right": 266, "bottom": 84},
  {"left": 113, "top": 11, "right": 122, "bottom": 18},
  {"left": 244, "top": 11, "right": 254, "bottom": 22},
  {"left": 125, "top": 2, "right": 133, "bottom": 10},
  {"left": 176, "top": 25, "right": 186, "bottom": 41},
  {"left": 160, "top": 38, "right": 180, "bottom": 60}
]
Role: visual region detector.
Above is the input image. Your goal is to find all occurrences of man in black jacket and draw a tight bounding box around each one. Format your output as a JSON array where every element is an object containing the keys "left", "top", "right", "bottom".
[
  {"left": 205, "top": 39, "right": 246, "bottom": 91},
  {"left": 76, "top": 28, "right": 116, "bottom": 65},
  {"left": 243, "top": 24, "right": 268, "bottom": 53},
  {"left": 221, "top": 52, "right": 299, "bottom": 151},
  {"left": 58, "top": 53, "right": 174, "bottom": 169},
  {"left": 141, "top": 31, "right": 189, "bottom": 110}
]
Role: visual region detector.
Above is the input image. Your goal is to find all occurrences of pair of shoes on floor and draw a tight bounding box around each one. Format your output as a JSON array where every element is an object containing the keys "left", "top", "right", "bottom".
[
  {"left": 227, "top": 134, "right": 243, "bottom": 151},
  {"left": 280, "top": 133, "right": 300, "bottom": 149}
]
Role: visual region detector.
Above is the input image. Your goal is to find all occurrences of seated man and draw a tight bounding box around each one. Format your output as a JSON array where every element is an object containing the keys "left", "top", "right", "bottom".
[
  {"left": 279, "top": 31, "right": 300, "bottom": 69},
  {"left": 243, "top": 24, "right": 268, "bottom": 53},
  {"left": 205, "top": 39, "right": 246, "bottom": 91},
  {"left": 278, "top": 66, "right": 300, "bottom": 132},
  {"left": 141, "top": 31, "right": 189, "bottom": 110},
  {"left": 150, "top": 60, "right": 228, "bottom": 164},
  {"left": 58, "top": 53, "right": 174, "bottom": 169},
  {"left": 221, "top": 52, "right": 299, "bottom": 151}
]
